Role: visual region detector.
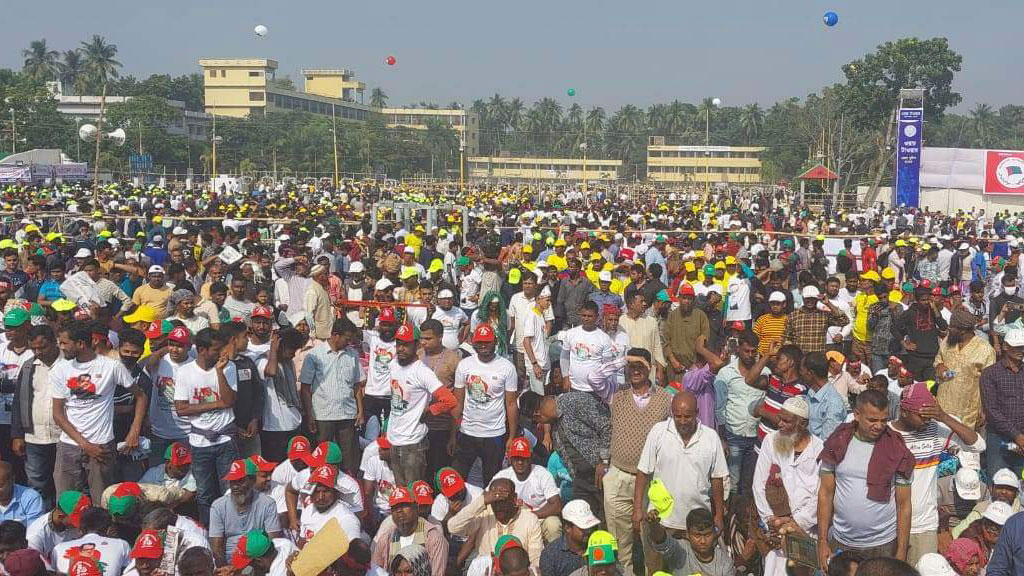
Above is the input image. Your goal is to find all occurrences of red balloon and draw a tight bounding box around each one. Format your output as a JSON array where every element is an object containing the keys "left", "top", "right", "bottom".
[{"left": 385, "top": 55, "right": 396, "bottom": 66}]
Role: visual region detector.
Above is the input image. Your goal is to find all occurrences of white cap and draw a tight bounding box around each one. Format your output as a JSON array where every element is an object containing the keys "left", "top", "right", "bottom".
[
  {"left": 310, "top": 264, "right": 327, "bottom": 277},
  {"left": 781, "top": 396, "right": 809, "bottom": 419},
  {"left": 278, "top": 234, "right": 291, "bottom": 242},
  {"left": 148, "top": 265, "right": 165, "bottom": 275},
  {"left": 375, "top": 278, "right": 394, "bottom": 291},
  {"left": 1005, "top": 328, "right": 1024, "bottom": 347},
  {"left": 707, "top": 284, "right": 723, "bottom": 295},
  {"left": 403, "top": 246, "right": 415, "bottom": 254},
  {"left": 993, "top": 468, "right": 1020, "bottom": 489},
  {"left": 958, "top": 450, "right": 981, "bottom": 470},
  {"left": 539, "top": 285, "right": 552, "bottom": 298},
  {"left": 74, "top": 248, "right": 92, "bottom": 259},
  {"left": 172, "top": 226, "right": 188, "bottom": 235},
  {"left": 801, "top": 285, "right": 821, "bottom": 299},
  {"left": 561, "top": 499, "right": 600, "bottom": 529},
  {"left": 768, "top": 291, "right": 786, "bottom": 303},
  {"left": 959, "top": 242, "right": 969, "bottom": 250},
  {"left": 349, "top": 261, "right": 365, "bottom": 274},
  {"left": 954, "top": 467, "right": 982, "bottom": 500},
  {"left": 598, "top": 270, "right": 613, "bottom": 282},
  {"left": 916, "top": 553, "right": 956, "bottom": 576},
  {"left": 152, "top": 235, "right": 163, "bottom": 243},
  {"left": 536, "top": 260, "right": 550, "bottom": 270},
  {"left": 984, "top": 501, "right": 1013, "bottom": 525},
  {"left": 107, "top": 238, "right": 120, "bottom": 247},
  {"left": 437, "top": 289, "right": 454, "bottom": 299}
]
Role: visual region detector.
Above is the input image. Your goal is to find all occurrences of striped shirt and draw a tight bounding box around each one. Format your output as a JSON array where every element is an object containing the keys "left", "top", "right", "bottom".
[
  {"left": 752, "top": 314, "right": 787, "bottom": 357},
  {"left": 298, "top": 342, "right": 365, "bottom": 421},
  {"left": 891, "top": 419, "right": 985, "bottom": 533},
  {"left": 756, "top": 376, "right": 806, "bottom": 446}
]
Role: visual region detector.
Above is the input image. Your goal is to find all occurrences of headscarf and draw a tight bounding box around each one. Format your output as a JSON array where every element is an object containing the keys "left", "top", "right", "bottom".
[
  {"left": 944, "top": 537, "right": 985, "bottom": 574},
  {"left": 950, "top": 305, "right": 977, "bottom": 331},
  {"left": 389, "top": 544, "right": 431, "bottom": 576},
  {"left": 900, "top": 381, "right": 935, "bottom": 413},
  {"left": 476, "top": 290, "right": 509, "bottom": 357}
]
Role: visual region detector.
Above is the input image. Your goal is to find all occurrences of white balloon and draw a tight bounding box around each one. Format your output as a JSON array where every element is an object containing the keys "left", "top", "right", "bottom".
[
  {"left": 712, "top": 97, "right": 722, "bottom": 107},
  {"left": 254, "top": 24, "right": 268, "bottom": 37}
]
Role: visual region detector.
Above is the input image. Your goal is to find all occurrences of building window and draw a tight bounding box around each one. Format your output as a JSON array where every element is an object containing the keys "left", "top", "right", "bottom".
[
  {"left": 249, "top": 71, "right": 262, "bottom": 77},
  {"left": 249, "top": 91, "right": 265, "bottom": 102},
  {"left": 220, "top": 70, "right": 226, "bottom": 78},
  {"left": 208, "top": 70, "right": 216, "bottom": 78}
]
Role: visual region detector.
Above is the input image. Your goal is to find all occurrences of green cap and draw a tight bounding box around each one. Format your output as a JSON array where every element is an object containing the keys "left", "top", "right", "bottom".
[
  {"left": 586, "top": 530, "right": 618, "bottom": 567},
  {"left": 108, "top": 495, "right": 139, "bottom": 517},
  {"left": 703, "top": 264, "right": 715, "bottom": 276},
  {"left": 3, "top": 308, "right": 28, "bottom": 328},
  {"left": 232, "top": 530, "right": 273, "bottom": 569},
  {"left": 456, "top": 256, "right": 471, "bottom": 267},
  {"left": 655, "top": 289, "right": 670, "bottom": 303},
  {"left": 494, "top": 534, "right": 523, "bottom": 557},
  {"left": 161, "top": 319, "right": 175, "bottom": 335},
  {"left": 57, "top": 490, "right": 87, "bottom": 515},
  {"left": 313, "top": 441, "right": 343, "bottom": 465},
  {"left": 29, "top": 303, "right": 43, "bottom": 317}
]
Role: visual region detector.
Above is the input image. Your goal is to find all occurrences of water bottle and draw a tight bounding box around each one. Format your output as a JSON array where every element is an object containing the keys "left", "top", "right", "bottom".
[
  {"left": 1004, "top": 440, "right": 1021, "bottom": 454},
  {"left": 943, "top": 369, "right": 956, "bottom": 381}
]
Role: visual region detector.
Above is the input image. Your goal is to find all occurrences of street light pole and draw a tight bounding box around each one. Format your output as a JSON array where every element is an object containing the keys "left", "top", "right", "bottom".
[
  {"left": 75, "top": 117, "right": 82, "bottom": 161},
  {"left": 9, "top": 108, "right": 15, "bottom": 155},
  {"left": 332, "top": 103, "right": 340, "bottom": 190},
  {"left": 459, "top": 139, "right": 465, "bottom": 193},
  {"left": 704, "top": 97, "right": 720, "bottom": 204}
]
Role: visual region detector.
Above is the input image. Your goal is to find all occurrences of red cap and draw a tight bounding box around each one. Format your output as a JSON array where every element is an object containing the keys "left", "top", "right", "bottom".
[
  {"left": 389, "top": 485, "right": 416, "bottom": 508},
  {"left": 112, "top": 482, "right": 143, "bottom": 499},
  {"left": 167, "top": 442, "right": 191, "bottom": 467},
  {"left": 395, "top": 323, "right": 418, "bottom": 342},
  {"left": 602, "top": 303, "right": 621, "bottom": 317},
  {"left": 378, "top": 307, "right": 396, "bottom": 324},
  {"left": 678, "top": 283, "right": 695, "bottom": 297},
  {"left": 144, "top": 322, "right": 162, "bottom": 340},
  {"left": 411, "top": 480, "right": 434, "bottom": 505},
  {"left": 130, "top": 530, "right": 163, "bottom": 560},
  {"left": 473, "top": 323, "right": 495, "bottom": 343},
  {"left": 436, "top": 468, "right": 466, "bottom": 499},
  {"left": 167, "top": 326, "right": 190, "bottom": 346},
  {"left": 507, "top": 436, "right": 532, "bottom": 459},
  {"left": 252, "top": 305, "right": 274, "bottom": 319},
  {"left": 223, "top": 459, "right": 255, "bottom": 481},
  {"left": 248, "top": 455, "right": 277, "bottom": 473},
  {"left": 919, "top": 279, "right": 932, "bottom": 289},
  {"left": 932, "top": 287, "right": 942, "bottom": 296},
  {"left": 287, "top": 436, "right": 314, "bottom": 465},
  {"left": 731, "top": 321, "right": 745, "bottom": 332},
  {"left": 310, "top": 465, "right": 338, "bottom": 489},
  {"left": 898, "top": 366, "right": 912, "bottom": 378},
  {"left": 376, "top": 436, "right": 392, "bottom": 450}
]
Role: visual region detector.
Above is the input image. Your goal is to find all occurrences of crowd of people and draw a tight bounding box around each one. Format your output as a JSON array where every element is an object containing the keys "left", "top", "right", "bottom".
[{"left": 0, "top": 180, "right": 1023, "bottom": 576}]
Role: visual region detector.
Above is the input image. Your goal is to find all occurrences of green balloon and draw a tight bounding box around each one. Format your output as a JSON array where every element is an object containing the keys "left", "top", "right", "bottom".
[{"left": 567, "top": 88, "right": 576, "bottom": 97}]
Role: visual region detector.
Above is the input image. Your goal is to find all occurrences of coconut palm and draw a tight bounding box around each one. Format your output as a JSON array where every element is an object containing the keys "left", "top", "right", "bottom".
[
  {"left": 423, "top": 117, "right": 458, "bottom": 177},
  {"left": 22, "top": 39, "right": 59, "bottom": 82},
  {"left": 58, "top": 50, "right": 86, "bottom": 95},
  {"left": 740, "top": 103, "right": 765, "bottom": 145},
  {"left": 80, "top": 35, "right": 122, "bottom": 89},
  {"left": 970, "top": 103, "right": 997, "bottom": 148},
  {"left": 369, "top": 88, "right": 388, "bottom": 108}
]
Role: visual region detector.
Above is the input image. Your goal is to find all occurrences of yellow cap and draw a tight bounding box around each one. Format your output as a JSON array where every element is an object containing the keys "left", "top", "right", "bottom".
[
  {"left": 522, "top": 244, "right": 533, "bottom": 254},
  {"left": 580, "top": 242, "right": 591, "bottom": 250},
  {"left": 725, "top": 256, "right": 737, "bottom": 266},
  {"left": 684, "top": 262, "right": 696, "bottom": 272},
  {"left": 861, "top": 270, "right": 881, "bottom": 282},
  {"left": 554, "top": 238, "right": 567, "bottom": 247},
  {"left": 889, "top": 290, "right": 903, "bottom": 303},
  {"left": 881, "top": 267, "right": 896, "bottom": 280},
  {"left": 648, "top": 478, "right": 674, "bottom": 519},
  {"left": 895, "top": 239, "right": 907, "bottom": 247},
  {"left": 590, "top": 252, "right": 601, "bottom": 261},
  {"left": 694, "top": 250, "right": 704, "bottom": 258},
  {"left": 508, "top": 268, "right": 522, "bottom": 285},
  {"left": 714, "top": 261, "right": 726, "bottom": 270},
  {"left": 400, "top": 267, "right": 419, "bottom": 280}
]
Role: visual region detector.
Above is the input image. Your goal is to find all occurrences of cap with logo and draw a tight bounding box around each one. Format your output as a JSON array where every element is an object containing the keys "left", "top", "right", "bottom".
[
  {"left": 378, "top": 307, "right": 396, "bottom": 324},
  {"left": 252, "top": 305, "right": 274, "bottom": 319},
  {"left": 130, "top": 530, "right": 164, "bottom": 560},
  {"left": 507, "top": 436, "right": 531, "bottom": 459},
  {"left": 165, "top": 442, "right": 191, "bottom": 467},
  {"left": 395, "top": 323, "right": 419, "bottom": 342},
  {"left": 248, "top": 455, "right": 277, "bottom": 473},
  {"left": 473, "top": 324, "right": 496, "bottom": 343},
  {"left": 57, "top": 491, "right": 91, "bottom": 529},
  {"left": 223, "top": 459, "right": 258, "bottom": 481},
  {"left": 311, "top": 441, "right": 343, "bottom": 466},
  {"left": 953, "top": 467, "right": 982, "bottom": 500},
  {"left": 3, "top": 308, "right": 28, "bottom": 328},
  {"left": 287, "top": 436, "right": 314, "bottom": 465},
  {"left": 562, "top": 499, "right": 600, "bottom": 529},
  {"left": 410, "top": 480, "right": 434, "bottom": 505},
  {"left": 167, "top": 326, "right": 191, "bottom": 346},
  {"left": 586, "top": 531, "right": 619, "bottom": 567},
  {"left": 992, "top": 468, "right": 1020, "bottom": 490},
  {"left": 389, "top": 485, "right": 416, "bottom": 508},
  {"left": 984, "top": 501, "right": 1013, "bottom": 525},
  {"left": 648, "top": 478, "right": 674, "bottom": 519},
  {"left": 109, "top": 482, "right": 142, "bottom": 517},
  {"left": 435, "top": 467, "right": 466, "bottom": 499},
  {"left": 310, "top": 465, "right": 339, "bottom": 490}
]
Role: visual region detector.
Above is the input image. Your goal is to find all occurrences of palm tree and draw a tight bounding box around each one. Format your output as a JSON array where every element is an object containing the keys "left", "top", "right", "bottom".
[
  {"left": 446, "top": 101, "right": 462, "bottom": 110},
  {"left": 80, "top": 35, "right": 122, "bottom": 90},
  {"left": 970, "top": 103, "right": 997, "bottom": 148},
  {"left": 58, "top": 50, "right": 85, "bottom": 95},
  {"left": 740, "top": 103, "right": 765, "bottom": 145},
  {"left": 22, "top": 39, "right": 59, "bottom": 82},
  {"left": 369, "top": 88, "right": 388, "bottom": 108},
  {"left": 423, "top": 118, "right": 458, "bottom": 177}
]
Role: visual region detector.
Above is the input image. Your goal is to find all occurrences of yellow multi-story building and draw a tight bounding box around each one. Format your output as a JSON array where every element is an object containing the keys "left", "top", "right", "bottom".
[
  {"left": 468, "top": 156, "right": 621, "bottom": 183},
  {"left": 198, "top": 59, "right": 479, "bottom": 153},
  {"left": 302, "top": 69, "right": 365, "bottom": 102},
  {"left": 382, "top": 108, "right": 479, "bottom": 155},
  {"left": 647, "top": 140, "right": 764, "bottom": 184}
]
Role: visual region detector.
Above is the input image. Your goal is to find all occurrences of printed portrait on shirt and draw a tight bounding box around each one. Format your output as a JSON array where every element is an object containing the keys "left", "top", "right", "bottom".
[{"left": 67, "top": 373, "right": 99, "bottom": 398}]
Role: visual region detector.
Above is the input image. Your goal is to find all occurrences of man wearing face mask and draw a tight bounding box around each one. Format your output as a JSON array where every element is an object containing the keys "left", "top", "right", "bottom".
[{"left": 990, "top": 273, "right": 1024, "bottom": 357}]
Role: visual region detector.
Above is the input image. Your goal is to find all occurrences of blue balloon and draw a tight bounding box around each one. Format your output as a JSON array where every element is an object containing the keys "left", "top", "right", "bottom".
[{"left": 823, "top": 11, "right": 839, "bottom": 27}]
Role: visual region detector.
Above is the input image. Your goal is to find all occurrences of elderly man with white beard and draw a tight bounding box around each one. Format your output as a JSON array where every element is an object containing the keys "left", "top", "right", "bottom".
[{"left": 752, "top": 397, "right": 823, "bottom": 576}]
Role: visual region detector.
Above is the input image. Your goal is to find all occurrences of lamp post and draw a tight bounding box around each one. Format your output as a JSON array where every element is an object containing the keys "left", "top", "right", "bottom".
[
  {"left": 8, "top": 107, "right": 14, "bottom": 155},
  {"left": 75, "top": 117, "right": 82, "bottom": 161},
  {"left": 331, "top": 103, "right": 340, "bottom": 190},
  {"left": 704, "top": 97, "right": 721, "bottom": 203},
  {"left": 459, "top": 139, "right": 465, "bottom": 193}
]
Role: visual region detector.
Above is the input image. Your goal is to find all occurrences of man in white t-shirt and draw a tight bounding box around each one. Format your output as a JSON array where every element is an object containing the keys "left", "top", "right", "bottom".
[
  {"left": 452, "top": 323, "right": 518, "bottom": 486},
  {"left": 52, "top": 322, "right": 143, "bottom": 504},
  {"left": 0, "top": 308, "right": 34, "bottom": 465},
  {"left": 51, "top": 507, "right": 131, "bottom": 576},
  {"left": 27, "top": 489, "right": 86, "bottom": 559},
  {"left": 429, "top": 467, "right": 482, "bottom": 533},
  {"left": 145, "top": 330, "right": 195, "bottom": 459},
  {"left": 559, "top": 301, "right": 613, "bottom": 393},
  {"left": 508, "top": 272, "right": 553, "bottom": 391},
  {"left": 172, "top": 327, "right": 239, "bottom": 524},
  {"left": 386, "top": 323, "right": 457, "bottom": 486},
  {"left": 522, "top": 286, "right": 552, "bottom": 395},
  {"left": 298, "top": 465, "right": 362, "bottom": 545},
  {"left": 361, "top": 307, "right": 397, "bottom": 437},
  {"left": 360, "top": 436, "right": 396, "bottom": 520},
  {"left": 431, "top": 289, "right": 468, "bottom": 350},
  {"left": 493, "top": 436, "right": 563, "bottom": 543}
]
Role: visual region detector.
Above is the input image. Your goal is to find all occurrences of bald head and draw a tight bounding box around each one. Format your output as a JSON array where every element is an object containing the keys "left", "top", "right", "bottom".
[{"left": 671, "top": 390, "right": 699, "bottom": 439}]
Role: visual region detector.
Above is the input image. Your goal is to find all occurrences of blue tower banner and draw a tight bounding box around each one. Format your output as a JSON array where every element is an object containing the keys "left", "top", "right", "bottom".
[{"left": 894, "top": 107, "right": 923, "bottom": 207}]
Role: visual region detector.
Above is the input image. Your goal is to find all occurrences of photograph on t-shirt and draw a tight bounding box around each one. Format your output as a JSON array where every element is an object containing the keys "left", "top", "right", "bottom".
[{"left": 67, "top": 374, "right": 99, "bottom": 398}]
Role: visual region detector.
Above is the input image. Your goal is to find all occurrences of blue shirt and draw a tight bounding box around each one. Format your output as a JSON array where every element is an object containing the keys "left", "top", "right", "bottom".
[
  {"left": 987, "top": 510, "right": 1024, "bottom": 576},
  {"left": 0, "top": 485, "right": 44, "bottom": 524},
  {"left": 299, "top": 342, "right": 364, "bottom": 420},
  {"left": 38, "top": 279, "right": 63, "bottom": 302},
  {"left": 807, "top": 382, "right": 846, "bottom": 440}
]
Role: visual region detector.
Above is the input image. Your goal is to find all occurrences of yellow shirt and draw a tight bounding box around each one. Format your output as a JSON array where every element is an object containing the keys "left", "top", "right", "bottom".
[
  {"left": 405, "top": 233, "right": 423, "bottom": 258},
  {"left": 853, "top": 292, "right": 879, "bottom": 342},
  {"left": 132, "top": 284, "right": 173, "bottom": 319}
]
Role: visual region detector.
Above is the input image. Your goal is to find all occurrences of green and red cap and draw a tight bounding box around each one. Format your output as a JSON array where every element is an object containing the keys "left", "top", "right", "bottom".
[
  {"left": 410, "top": 480, "right": 434, "bottom": 505},
  {"left": 287, "top": 435, "right": 314, "bottom": 466},
  {"left": 311, "top": 441, "right": 343, "bottom": 467},
  {"left": 435, "top": 467, "right": 466, "bottom": 499},
  {"left": 248, "top": 455, "right": 277, "bottom": 473},
  {"left": 57, "top": 491, "right": 91, "bottom": 529},
  {"left": 165, "top": 442, "right": 191, "bottom": 467},
  {"left": 231, "top": 530, "right": 273, "bottom": 569},
  {"left": 223, "top": 459, "right": 258, "bottom": 481},
  {"left": 109, "top": 482, "right": 142, "bottom": 517}
]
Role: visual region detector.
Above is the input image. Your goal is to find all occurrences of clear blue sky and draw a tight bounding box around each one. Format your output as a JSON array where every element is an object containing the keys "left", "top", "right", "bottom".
[{"left": 1, "top": 0, "right": 1014, "bottom": 111}]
